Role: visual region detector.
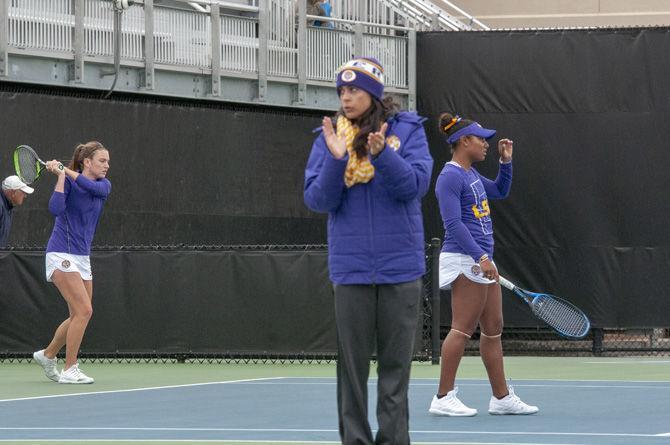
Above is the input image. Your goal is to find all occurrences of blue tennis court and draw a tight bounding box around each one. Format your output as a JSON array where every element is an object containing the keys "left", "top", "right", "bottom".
[{"left": 2, "top": 372, "right": 669, "bottom": 444}]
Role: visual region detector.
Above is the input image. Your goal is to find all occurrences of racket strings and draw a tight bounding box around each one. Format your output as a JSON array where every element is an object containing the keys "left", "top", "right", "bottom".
[
  {"left": 16, "top": 147, "right": 40, "bottom": 184},
  {"left": 531, "top": 296, "right": 589, "bottom": 337}
]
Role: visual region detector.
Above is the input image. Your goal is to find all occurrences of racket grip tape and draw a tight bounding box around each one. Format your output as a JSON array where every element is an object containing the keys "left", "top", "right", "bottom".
[{"left": 498, "top": 275, "right": 515, "bottom": 291}]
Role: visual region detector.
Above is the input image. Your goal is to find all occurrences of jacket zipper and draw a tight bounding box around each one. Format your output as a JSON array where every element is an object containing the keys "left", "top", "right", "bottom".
[{"left": 367, "top": 183, "right": 377, "bottom": 284}]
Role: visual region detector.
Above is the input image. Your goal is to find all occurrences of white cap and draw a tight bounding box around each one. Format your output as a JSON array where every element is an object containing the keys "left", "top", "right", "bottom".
[{"left": 2, "top": 176, "right": 34, "bottom": 194}]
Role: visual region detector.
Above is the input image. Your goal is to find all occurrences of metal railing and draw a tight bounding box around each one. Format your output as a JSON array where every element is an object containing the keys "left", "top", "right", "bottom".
[
  {"left": 4, "top": 0, "right": 411, "bottom": 87},
  {"left": 305, "top": 26, "right": 352, "bottom": 82},
  {"left": 267, "top": 0, "right": 296, "bottom": 78},
  {"left": 220, "top": 13, "right": 257, "bottom": 73},
  {"left": 8, "top": 0, "right": 73, "bottom": 53},
  {"left": 1, "top": 0, "right": 494, "bottom": 108},
  {"left": 154, "top": 5, "right": 211, "bottom": 67},
  {"left": 362, "top": 33, "right": 406, "bottom": 88},
  {"left": 85, "top": 0, "right": 143, "bottom": 60},
  {"left": 303, "top": 14, "right": 410, "bottom": 89}
]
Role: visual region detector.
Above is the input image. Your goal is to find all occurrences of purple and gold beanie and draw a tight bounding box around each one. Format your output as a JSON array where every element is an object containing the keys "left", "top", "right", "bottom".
[{"left": 336, "top": 57, "right": 385, "bottom": 100}]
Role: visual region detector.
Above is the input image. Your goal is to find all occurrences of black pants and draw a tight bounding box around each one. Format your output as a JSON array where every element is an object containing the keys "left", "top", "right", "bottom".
[{"left": 334, "top": 279, "right": 422, "bottom": 445}]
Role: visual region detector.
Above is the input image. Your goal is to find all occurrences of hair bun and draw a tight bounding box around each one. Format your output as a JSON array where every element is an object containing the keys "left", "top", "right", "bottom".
[{"left": 439, "top": 112, "right": 460, "bottom": 135}]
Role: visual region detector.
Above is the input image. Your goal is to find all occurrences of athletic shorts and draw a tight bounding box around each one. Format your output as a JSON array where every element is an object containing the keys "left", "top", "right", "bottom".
[
  {"left": 46, "top": 252, "right": 92, "bottom": 282},
  {"left": 439, "top": 252, "right": 497, "bottom": 290}
]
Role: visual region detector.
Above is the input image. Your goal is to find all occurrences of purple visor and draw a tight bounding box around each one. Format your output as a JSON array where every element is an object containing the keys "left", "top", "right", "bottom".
[{"left": 447, "top": 122, "right": 496, "bottom": 144}]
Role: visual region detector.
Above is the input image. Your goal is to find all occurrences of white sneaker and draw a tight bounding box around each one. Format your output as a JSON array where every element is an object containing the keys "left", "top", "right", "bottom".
[
  {"left": 58, "top": 364, "right": 94, "bottom": 384},
  {"left": 33, "top": 350, "right": 60, "bottom": 382},
  {"left": 489, "top": 386, "right": 539, "bottom": 415},
  {"left": 429, "top": 387, "right": 478, "bottom": 417}
]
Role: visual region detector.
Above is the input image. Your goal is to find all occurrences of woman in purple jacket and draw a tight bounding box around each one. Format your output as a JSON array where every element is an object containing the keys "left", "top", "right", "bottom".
[
  {"left": 304, "top": 57, "right": 433, "bottom": 445},
  {"left": 32, "top": 141, "right": 111, "bottom": 385},
  {"left": 429, "top": 113, "right": 538, "bottom": 417}
]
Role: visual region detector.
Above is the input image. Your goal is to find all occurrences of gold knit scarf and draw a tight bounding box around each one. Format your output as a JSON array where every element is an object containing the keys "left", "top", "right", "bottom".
[{"left": 338, "top": 115, "right": 375, "bottom": 188}]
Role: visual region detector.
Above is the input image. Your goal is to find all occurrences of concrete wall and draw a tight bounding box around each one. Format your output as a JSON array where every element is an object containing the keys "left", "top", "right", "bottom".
[{"left": 440, "top": 0, "right": 670, "bottom": 28}]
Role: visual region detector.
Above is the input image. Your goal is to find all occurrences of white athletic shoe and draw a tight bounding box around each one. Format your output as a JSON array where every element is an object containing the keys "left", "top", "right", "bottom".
[
  {"left": 429, "top": 387, "right": 478, "bottom": 417},
  {"left": 488, "top": 386, "right": 539, "bottom": 415},
  {"left": 58, "top": 364, "right": 94, "bottom": 384},
  {"left": 32, "top": 349, "right": 60, "bottom": 382}
]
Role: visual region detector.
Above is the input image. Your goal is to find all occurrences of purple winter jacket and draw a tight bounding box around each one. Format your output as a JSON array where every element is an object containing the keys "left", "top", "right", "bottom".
[{"left": 304, "top": 111, "right": 433, "bottom": 285}]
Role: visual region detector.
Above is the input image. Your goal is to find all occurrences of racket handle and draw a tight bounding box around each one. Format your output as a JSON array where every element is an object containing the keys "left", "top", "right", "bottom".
[
  {"left": 40, "top": 160, "right": 65, "bottom": 171},
  {"left": 498, "top": 275, "right": 516, "bottom": 291}
]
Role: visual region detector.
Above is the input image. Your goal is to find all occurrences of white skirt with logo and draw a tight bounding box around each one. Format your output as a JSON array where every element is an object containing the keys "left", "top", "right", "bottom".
[
  {"left": 45, "top": 252, "right": 92, "bottom": 282},
  {"left": 439, "top": 252, "right": 497, "bottom": 290}
]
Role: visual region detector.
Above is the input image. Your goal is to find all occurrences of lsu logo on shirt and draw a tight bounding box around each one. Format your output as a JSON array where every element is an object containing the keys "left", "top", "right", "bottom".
[
  {"left": 472, "top": 199, "right": 490, "bottom": 219},
  {"left": 469, "top": 179, "right": 493, "bottom": 235}
]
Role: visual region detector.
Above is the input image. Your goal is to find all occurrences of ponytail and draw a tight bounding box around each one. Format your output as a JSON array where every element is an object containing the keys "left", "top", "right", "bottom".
[
  {"left": 68, "top": 144, "right": 85, "bottom": 172},
  {"left": 438, "top": 112, "right": 473, "bottom": 153},
  {"left": 68, "top": 141, "right": 106, "bottom": 172}
]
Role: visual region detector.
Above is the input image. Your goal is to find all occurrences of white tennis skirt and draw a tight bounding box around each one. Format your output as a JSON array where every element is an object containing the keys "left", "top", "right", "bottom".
[
  {"left": 45, "top": 252, "right": 92, "bottom": 282},
  {"left": 439, "top": 252, "right": 497, "bottom": 290}
]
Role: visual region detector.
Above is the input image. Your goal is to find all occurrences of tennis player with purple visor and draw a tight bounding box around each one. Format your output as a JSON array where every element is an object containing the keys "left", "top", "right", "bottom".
[{"left": 429, "top": 113, "right": 539, "bottom": 417}]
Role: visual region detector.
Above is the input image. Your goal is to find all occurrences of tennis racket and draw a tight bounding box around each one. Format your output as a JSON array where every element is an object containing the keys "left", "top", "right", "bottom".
[
  {"left": 499, "top": 275, "right": 591, "bottom": 339},
  {"left": 13, "top": 145, "right": 63, "bottom": 184}
]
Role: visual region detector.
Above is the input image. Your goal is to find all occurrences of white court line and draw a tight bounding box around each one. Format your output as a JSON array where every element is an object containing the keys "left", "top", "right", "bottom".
[
  {"left": 0, "top": 377, "right": 286, "bottom": 403},
  {"left": 0, "top": 441, "right": 587, "bottom": 445},
  {"left": 3, "top": 377, "right": 666, "bottom": 404},
  {"left": 0, "top": 441, "right": 338, "bottom": 444},
  {"left": 2, "top": 377, "right": 667, "bottom": 402},
  {"left": 300, "top": 376, "right": 670, "bottom": 384},
  {"left": 0, "top": 427, "right": 662, "bottom": 438},
  {"left": 584, "top": 361, "right": 670, "bottom": 364},
  {"left": 656, "top": 433, "right": 670, "bottom": 436},
  {"left": 448, "top": 383, "right": 670, "bottom": 389},
  {"left": 224, "top": 381, "right": 670, "bottom": 390}
]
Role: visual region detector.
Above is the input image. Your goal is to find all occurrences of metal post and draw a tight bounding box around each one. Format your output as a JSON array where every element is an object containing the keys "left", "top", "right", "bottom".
[
  {"left": 143, "top": 0, "right": 155, "bottom": 90},
  {"left": 357, "top": 0, "right": 366, "bottom": 23},
  {"left": 296, "top": 0, "right": 306, "bottom": 104},
  {"left": 431, "top": 12, "right": 440, "bottom": 31},
  {"left": 257, "top": 0, "right": 268, "bottom": 102},
  {"left": 592, "top": 327, "right": 604, "bottom": 356},
  {"left": 407, "top": 29, "right": 416, "bottom": 111},
  {"left": 72, "top": 0, "right": 85, "bottom": 83},
  {"left": 0, "top": 0, "right": 8, "bottom": 77},
  {"left": 101, "top": 7, "right": 122, "bottom": 98},
  {"left": 430, "top": 238, "right": 442, "bottom": 365},
  {"left": 353, "top": 22, "right": 363, "bottom": 58},
  {"left": 210, "top": 2, "right": 221, "bottom": 96}
]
